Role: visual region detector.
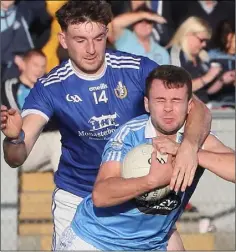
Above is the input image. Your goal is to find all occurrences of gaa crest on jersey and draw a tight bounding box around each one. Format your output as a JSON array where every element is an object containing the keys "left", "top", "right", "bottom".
[
  {"left": 114, "top": 81, "right": 127, "bottom": 99},
  {"left": 135, "top": 192, "right": 181, "bottom": 215}
]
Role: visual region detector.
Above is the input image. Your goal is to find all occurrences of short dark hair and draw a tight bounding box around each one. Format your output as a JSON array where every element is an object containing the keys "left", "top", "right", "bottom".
[
  {"left": 56, "top": 0, "right": 113, "bottom": 31},
  {"left": 22, "top": 49, "right": 46, "bottom": 61},
  {"left": 145, "top": 65, "right": 192, "bottom": 100},
  {"left": 212, "top": 19, "right": 235, "bottom": 52}
]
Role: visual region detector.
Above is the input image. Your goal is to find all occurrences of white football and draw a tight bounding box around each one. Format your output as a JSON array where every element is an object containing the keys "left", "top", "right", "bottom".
[{"left": 122, "top": 143, "right": 171, "bottom": 201}]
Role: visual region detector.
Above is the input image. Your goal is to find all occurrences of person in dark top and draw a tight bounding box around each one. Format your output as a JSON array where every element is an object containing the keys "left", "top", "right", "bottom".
[
  {"left": 1, "top": 0, "right": 34, "bottom": 82},
  {"left": 167, "top": 16, "right": 235, "bottom": 104},
  {"left": 208, "top": 19, "right": 235, "bottom": 103}
]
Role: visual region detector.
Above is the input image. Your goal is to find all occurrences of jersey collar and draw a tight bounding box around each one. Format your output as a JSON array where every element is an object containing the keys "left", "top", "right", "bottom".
[
  {"left": 145, "top": 116, "right": 185, "bottom": 142},
  {"left": 69, "top": 58, "right": 107, "bottom": 81}
]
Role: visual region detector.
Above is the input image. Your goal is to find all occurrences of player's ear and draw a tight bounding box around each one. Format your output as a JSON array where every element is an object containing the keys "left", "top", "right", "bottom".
[
  {"left": 144, "top": 96, "right": 150, "bottom": 113},
  {"left": 14, "top": 55, "right": 25, "bottom": 72},
  {"left": 187, "top": 97, "right": 193, "bottom": 114},
  {"left": 58, "top": 31, "right": 68, "bottom": 50}
]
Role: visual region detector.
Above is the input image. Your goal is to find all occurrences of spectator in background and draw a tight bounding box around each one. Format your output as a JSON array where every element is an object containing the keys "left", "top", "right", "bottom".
[
  {"left": 171, "top": 0, "right": 235, "bottom": 50},
  {"left": 16, "top": 0, "right": 52, "bottom": 50},
  {"left": 1, "top": 0, "right": 34, "bottom": 82},
  {"left": 1, "top": 49, "right": 61, "bottom": 173},
  {"left": 108, "top": 0, "right": 131, "bottom": 17},
  {"left": 109, "top": 4, "right": 170, "bottom": 65},
  {"left": 167, "top": 17, "right": 235, "bottom": 104},
  {"left": 209, "top": 20, "right": 235, "bottom": 72},
  {"left": 42, "top": 0, "right": 68, "bottom": 73},
  {"left": 131, "top": 0, "right": 176, "bottom": 47},
  {"left": 208, "top": 20, "right": 235, "bottom": 103}
]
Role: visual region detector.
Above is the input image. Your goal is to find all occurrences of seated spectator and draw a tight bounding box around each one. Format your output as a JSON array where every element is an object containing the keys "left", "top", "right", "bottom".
[
  {"left": 167, "top": 16, "right": 235, "bottom": 104},
  {"left": 209, "top": 20, "right": 235, "bottom": 71},
  {"left": 171, "top": 0, "right": 235, "bottom": 50},
  {"left": 1, "top": 0, "right": 34, "bottom": 82},
  {"left": 109, "top": 4, "right": 170, "bottom": 65},
  {"left": 1, "top": 49, "right": 61, "bottom": 172},
  {"left": 208, "top": 20, "right": 235, "bottom": 103}
]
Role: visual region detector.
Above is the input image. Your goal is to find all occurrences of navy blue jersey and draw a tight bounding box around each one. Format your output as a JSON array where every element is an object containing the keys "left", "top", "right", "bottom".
[{"left": 22, "top": 49, "right": 158, "bottom": 197}]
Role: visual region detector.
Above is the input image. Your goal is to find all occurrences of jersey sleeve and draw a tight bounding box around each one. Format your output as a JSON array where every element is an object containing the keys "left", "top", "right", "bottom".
[
  {"left": 21, "top": 81, "right": 53, "bottom": 122},
  {"left": 139, "top": 57, "right": 159, "bottom": 91},
  {"left": 101, "top": 125, "right": 134, "bottom": 164}
]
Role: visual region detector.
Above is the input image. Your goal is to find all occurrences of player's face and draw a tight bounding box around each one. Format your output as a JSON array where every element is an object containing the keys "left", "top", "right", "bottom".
[
  {"left": 58, "top": 22, "right": 108, "bottom": 75},
  {"left": 144, "top": 79, "right": 192, "bottom": 135},
  {"left": 24, "top": 55, "right": 47, "bottom": 83}
]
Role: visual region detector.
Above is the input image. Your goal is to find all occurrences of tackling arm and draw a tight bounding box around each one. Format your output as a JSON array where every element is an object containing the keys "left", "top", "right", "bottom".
[
  {"left": 3, "top": 114, "right": 47, "bottom": 167},
  {"left": 198, "top": 134, "right": 235, "bottom": 183}
]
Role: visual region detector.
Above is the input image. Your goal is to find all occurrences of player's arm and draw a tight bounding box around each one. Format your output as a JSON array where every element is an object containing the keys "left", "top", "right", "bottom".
[
  {"left": 170, "top": 95, "right": 212, "bottom": 192},
  {"left": 92, "top": 151, "right": 173, "bottom": 208},
  {"left": 198, "top": 134, "right": 235, "bottom": 183},
  {"left": 183, "top": 95, "right": 211, "bottom": 154},
  {"left": 93, "top": 161, "right": 152, "bottom": 207},
  {"left": 3, "top": 114, "right": 47, "bottom": 168},
  {"left": 2, "top": 80, "right": 53, "bottom": 168}
]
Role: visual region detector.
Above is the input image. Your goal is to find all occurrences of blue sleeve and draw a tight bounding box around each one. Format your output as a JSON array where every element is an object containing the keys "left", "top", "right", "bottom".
[
  {"left": 139, "top": 56, "right": 159, "bottom": 91},
  {"left": 22, "top": 81, "right": 54, "bottom": 121},
  {"left": 102, "top": 125, "right": 134, "bottom": 163}
]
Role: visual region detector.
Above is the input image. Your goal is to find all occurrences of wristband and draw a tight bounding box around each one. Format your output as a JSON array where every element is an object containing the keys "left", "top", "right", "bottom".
[{"left": 5, "top": 130, "right": 25, "bottom": 145}]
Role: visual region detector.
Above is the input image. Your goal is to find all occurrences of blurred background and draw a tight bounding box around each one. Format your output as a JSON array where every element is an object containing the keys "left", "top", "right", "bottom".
[{"left": 1, "top": 0, "right": 235, "bottom": 251}]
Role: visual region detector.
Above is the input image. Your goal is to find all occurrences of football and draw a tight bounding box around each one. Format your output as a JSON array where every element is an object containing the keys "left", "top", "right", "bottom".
[{"left": 122, "top": 143, "right": 171, "bottom": 201}]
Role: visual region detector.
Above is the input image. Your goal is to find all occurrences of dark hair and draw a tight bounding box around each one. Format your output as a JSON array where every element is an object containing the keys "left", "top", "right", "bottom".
[
  {"left": 212, "top": 19, "right": 235, "bottom": 52},
  {"left": 22, "top": 49, "right": 46, "bottom": 61},
  {"left": 145, "top": 65, "right": 192, "bottom": 100},
  {"left": 56, "top": 0, "right": 113, "bottom": 31}
]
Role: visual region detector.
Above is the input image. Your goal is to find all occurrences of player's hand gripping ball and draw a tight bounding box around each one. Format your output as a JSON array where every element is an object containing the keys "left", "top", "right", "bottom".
[{"left": 122, "top": 143, "right": 171, "bottom": 201}]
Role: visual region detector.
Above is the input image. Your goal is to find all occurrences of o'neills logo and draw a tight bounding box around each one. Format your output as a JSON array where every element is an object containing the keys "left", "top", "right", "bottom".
[
  {"left": 89, "top": 83, "right": 108, "bottom": 92},
  {"left": 114, "top": 81, "right": 127, "bottom": 99}
]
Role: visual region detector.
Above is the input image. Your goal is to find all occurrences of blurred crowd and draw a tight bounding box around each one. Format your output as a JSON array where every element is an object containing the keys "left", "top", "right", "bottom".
[{"left": 1, "top": 0, "right": 235, "bottom": 109}]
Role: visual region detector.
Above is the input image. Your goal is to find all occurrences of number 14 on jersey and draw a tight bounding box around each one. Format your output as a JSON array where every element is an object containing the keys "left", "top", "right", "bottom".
[{"left": 93, "top": 90, "right": 108, "bottom": 104}]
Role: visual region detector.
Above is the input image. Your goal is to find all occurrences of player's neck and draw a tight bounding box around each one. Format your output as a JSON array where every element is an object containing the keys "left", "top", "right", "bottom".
[
  {"left": 156, "top": 131, "right": 176, "bottom": 141},
  {"left": 70, "top": 60, "right": 106, "bottom": 79}
]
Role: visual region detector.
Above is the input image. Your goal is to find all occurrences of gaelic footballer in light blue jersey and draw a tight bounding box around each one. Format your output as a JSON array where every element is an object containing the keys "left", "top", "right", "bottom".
[
  {"left": 68, "top": 114, "right": 204, "bottom": 251},
  {"left": 22, "top": 49, "right": 157, "bottom": 197},
  {"left": 57, "top": 65, "right": 234, "bottom": 251}
]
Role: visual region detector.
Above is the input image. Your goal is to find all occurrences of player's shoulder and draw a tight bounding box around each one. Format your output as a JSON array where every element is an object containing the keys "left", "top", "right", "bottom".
[
  {"left": 38, "top": 60, "right": 74, "bottom": 88},
  {"left": 105, "top": 49, "right": 156, "bottom": 70},
  {"left": 113, "top": 114, "right": 148, "bottom": 139}
]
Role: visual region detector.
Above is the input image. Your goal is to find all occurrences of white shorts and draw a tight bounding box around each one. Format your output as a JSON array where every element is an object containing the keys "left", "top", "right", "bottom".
[
  {"left": 21, "top": 131, "right": 61, "bottom": 172},
  {"left": 51, "top": 188, "right": 83, "bottom": 250},
  {"left": 55, "top": 226, "right": 99, "bottom": 251}
]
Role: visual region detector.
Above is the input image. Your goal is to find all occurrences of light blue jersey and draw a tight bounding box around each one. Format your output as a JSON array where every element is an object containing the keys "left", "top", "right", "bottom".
[
  {"left": 71, "top": 114, "right": 205, "bottom": 250},
  {"left": 22, "top": 49, "right": 158, "bottom": 197}
]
